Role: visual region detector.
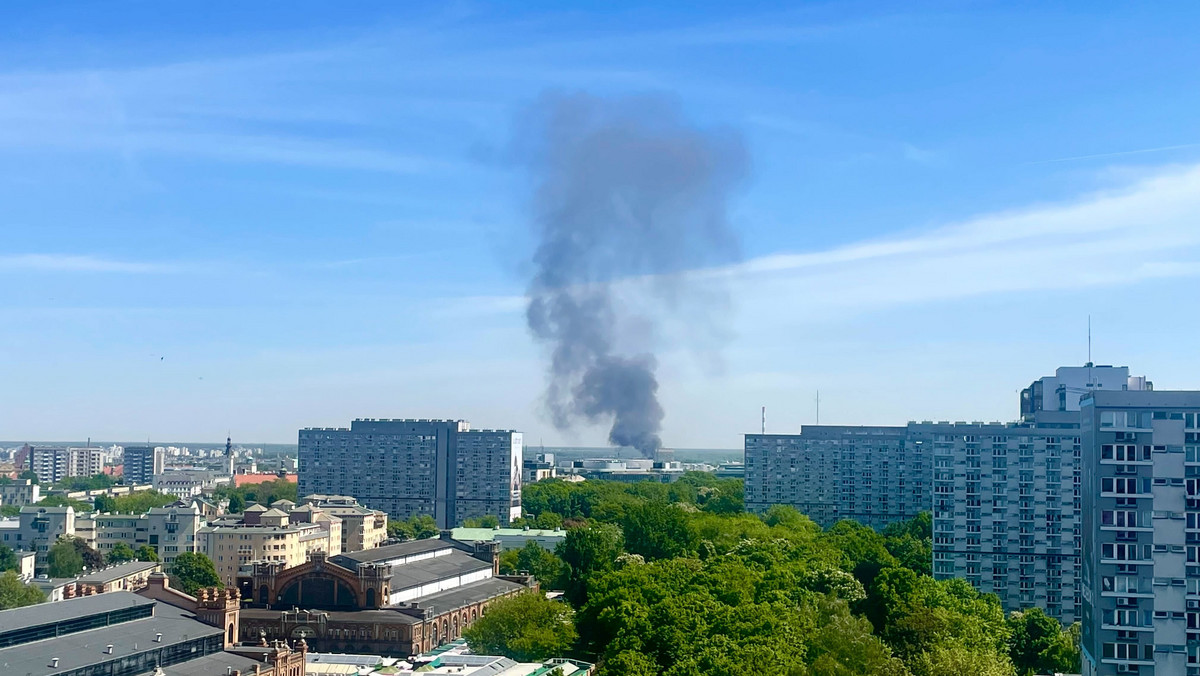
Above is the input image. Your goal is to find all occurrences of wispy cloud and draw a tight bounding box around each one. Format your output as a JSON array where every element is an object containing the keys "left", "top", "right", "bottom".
[
  {"left": 0, "top": 254, "right": 184, "bottom": 274},
  {"left": 1031, "top": 142, "right": 1200, "bottom": 165},
  {"left": 718, "top": 164, "right": 1200, "bottom": 317}
]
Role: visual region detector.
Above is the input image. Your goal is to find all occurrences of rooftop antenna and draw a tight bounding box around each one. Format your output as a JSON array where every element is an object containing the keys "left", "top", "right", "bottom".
[
  {"left": 761, "top": 406, "right": 765, "bottom": 435},
  {"left": 816, "top": 390, "right": 820, "bottom": 426},
  {"left": 1088, "top": 315, "right": 1095, "bottom": 387}
]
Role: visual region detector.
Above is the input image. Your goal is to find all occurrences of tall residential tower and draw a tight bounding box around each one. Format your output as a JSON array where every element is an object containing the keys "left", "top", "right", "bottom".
[{"left": 298, "top": 418, "right": 522, "bottom": 529}]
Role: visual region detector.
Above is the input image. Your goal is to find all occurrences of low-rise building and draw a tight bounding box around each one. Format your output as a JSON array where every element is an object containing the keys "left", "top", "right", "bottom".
[
  {"left": 199, "top": 506, "right": 342, "bottom": 584},
  {"left": 75, "top": 502, "right": 203, "bottom": 567},
  {"left": 0, "top": 479, "right": 40, "bottom": 507},
  {"left": 238, "top": 535, "right": 534, "bottom": 657},
  {"left": 450, "top": 527, "right": 567, "bottom": 551},
  {"left": 299, "top": 495, "right": 388, "bottom": 553},
  {"left": 14, "top": 550, "right": 34, "bottom": 582},
  {"left": 71, "top": 560, "right": 161, "bottom": 595},
  {"left": 17, "top": 505, "right": 75, "bottom": 571}
]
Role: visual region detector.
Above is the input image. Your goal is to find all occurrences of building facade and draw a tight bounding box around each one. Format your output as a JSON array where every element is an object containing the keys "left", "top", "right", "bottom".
[
  {"left": 16, "top": 505, "right": 75, "bottom": 570},
  {"left": 237, "top": 536, "right": 534, "bottom": 657},
  {"left": 299, "top": 419, "right": 522, "bottom": 529},
  {"left": 1080, "top": 391, "right": 1200, "bottom": 676},
  {"left": 29, "top": 446, "right": 103, "bottom": 484},
  {"left": 298, "top": 495, "right": 388, "bottom": 553},
  {"left": 76, "top": 502, "right": 203, "bottom": 567},
  {"left": 122, "top": 445, "right": 164, "bottom": 485},
  {"left": 745, "top": 426, "right": 927, "bottom": 529},
  {"left": 199, "top": 505, "right": 343, "bottom": 583},
  {"left": 0, "top": 479, "right": 40, "bottom": 507},
  {"left": 926, "top": 421, "right": 1082, "bottom": 623}
]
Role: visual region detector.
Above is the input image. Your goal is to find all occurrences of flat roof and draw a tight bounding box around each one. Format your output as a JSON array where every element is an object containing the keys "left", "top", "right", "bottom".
[
  {"left": 149, "top": 651, "right": 262, "bottom": 676},
  {"left": 451, "top": 528, "right": 565, "bottom": 542},
  {"left": 0, "top": 591, "right": 153, "bottom": 631},
  {"left": 331, "top": 538, "right": 456, "bottom": 568},
  {"left": 0, "top": 600, "right": 222, "bottom": 676},
  {"left": 241, "top": 606, "right": 423, "bottom": 625},
  {"left": 397, "top": 577, "right": 525, "bottom": 615},
  {"left": 388, "top": 552, "right": 492, "bottom": 592},
  {"left": 75, "top": 561, "right": 160, "bottom": 584}
]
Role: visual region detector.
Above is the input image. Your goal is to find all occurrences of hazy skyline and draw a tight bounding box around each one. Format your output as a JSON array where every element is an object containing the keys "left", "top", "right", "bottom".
[{"left": 3, "top": 3, "right": 1200, "bottom": 447}]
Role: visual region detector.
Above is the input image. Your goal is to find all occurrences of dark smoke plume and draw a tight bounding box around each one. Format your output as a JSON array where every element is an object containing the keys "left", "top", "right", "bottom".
[{"left": 520, "top": 92, "right": 747, "bottom": 456}]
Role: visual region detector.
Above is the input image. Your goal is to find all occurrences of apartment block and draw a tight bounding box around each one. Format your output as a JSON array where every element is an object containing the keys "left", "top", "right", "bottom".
[
  {"left": 14, "top": 505, "right": 76, "bottom": 570},
  {"left": 76, "top": 503, "right": 203, "bottom": 567},
  {"left": 745, "top": 426, "right": 927, "bottom": 529},
  {"left": 199, "top": 504, "right": 342, "bottom": 583},
  {"left": 299, "top": 419, "right": 522, "bottom": 529},
  {"left": 29, "top": 446, "right": 103, "bottom": 484},
  {"left": 297, "top": 494, "right": 387, "bottom": 553},
  {"left": 1080, "top": 391, "right": 1200, "bottom": 676},
  {"left": 927, "top": 421, "right": 1082, "bottom": 622},
  {"left": 123, "top": 445, "right": 165, "bottom": 485},
  {"left": 0, "top": 479, "right": 40, "bottom": 507}
]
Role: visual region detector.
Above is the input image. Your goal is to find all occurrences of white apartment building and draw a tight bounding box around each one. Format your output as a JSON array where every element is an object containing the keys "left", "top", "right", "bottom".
[{"left": 29, "top": 447, "right": 104, "bottom": 484}]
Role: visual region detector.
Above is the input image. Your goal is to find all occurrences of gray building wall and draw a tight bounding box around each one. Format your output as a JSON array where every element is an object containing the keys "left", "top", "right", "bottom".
[
  {"left": 298, "top": 419, "right": 521, "bottom": 529},
  {"left": 1080, "top": 390, "right": 1200, "bottom": 676},
  {"left": 745, "top": 426, "right": 927, "bottom": 530},
  {"left": 123, "top": 446, "right": 164, "bottom": 485},
  {"left": 925, "top": 422, "right": 1082, "bottom": 623}
]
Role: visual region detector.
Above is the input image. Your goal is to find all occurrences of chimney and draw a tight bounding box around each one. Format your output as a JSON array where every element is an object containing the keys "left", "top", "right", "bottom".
[
  {"left": 50, "top": 657, "right": 60, "bottom": 668},
  {"left": 105, "top": 645, "right": 114, "bottom": 654},
  {"left": 155, "top": 632, "right": 163, "bottom": 642}
]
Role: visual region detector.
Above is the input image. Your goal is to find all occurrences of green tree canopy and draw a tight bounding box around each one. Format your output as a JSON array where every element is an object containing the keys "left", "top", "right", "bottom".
[
  {"left": 135, "top": 545, "right": 159, "bottom": 562},
  {"left": 110, "top": 490, "right": 175, "bottom": 514},
  {"left": 38, "top": 495, "right": 92, "bottom": 512},
  {"left": 94, "top": 494, "right": 117, "bottom": 513},
  {"left": 0, "top": 544, "right": 17, "bottom": 573},
  {"left": 107, "top": 542, "right": 136, "bottom": 564},
  {"left": 18, "top": 470, "right": 39, "bottom": 484},
  {"left": 70, "top": 537, "right": 105, "bottom": 570},
  {"left": 556, "top": 523, "right": 624, "bottom": 606},
  {"left": 1007, "top": 609, "right": 1080, "bottom": 676},
  {"left": 226, "top": 493, "right": 246, "bottom": 514},
  {"left": 171, "top": 552, "right": 222, "bottom": 595},
  {"left": 0, "top": 571, "right": 44, "bottom": 610},
  {"left": 463, "top": 592, "right": 577, "bottom": 662},
  {"left": 47, "top": 539, "right": 85, "bottom": 578},
  {"left": 498, "top": 541, "right": 563, "bottom": 589}
]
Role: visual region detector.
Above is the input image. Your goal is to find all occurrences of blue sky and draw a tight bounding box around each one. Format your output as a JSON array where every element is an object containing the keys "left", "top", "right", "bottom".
[{"left": 2, "top": 2, "right": 1200, "bottom": 447}]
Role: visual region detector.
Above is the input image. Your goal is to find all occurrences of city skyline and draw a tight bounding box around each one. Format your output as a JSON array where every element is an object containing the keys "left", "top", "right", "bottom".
[{"left": 4, "top": 3, "right": 1200, "bottom": 447}]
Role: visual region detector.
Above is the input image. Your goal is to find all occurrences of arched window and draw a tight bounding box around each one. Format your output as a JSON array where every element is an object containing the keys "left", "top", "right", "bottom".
[
  {"left": 228, "top": 623, "right": 235, "bottom": 643},
  {"left": 366, "top": 588, "right": 377, "bottom": 608}
]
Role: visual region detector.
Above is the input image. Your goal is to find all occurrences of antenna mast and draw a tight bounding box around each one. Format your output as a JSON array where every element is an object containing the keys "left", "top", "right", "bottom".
[
  {"left": 761, "top": 406, "right": 765, "bottom": 435},
  {"left": 816, "top": 390, "right": 820, "bottom": 425}
]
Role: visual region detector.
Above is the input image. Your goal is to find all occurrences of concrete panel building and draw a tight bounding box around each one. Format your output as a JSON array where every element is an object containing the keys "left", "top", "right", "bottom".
[
  {"left": 29, "top": 446, "right": 103, "bottom": 484},
  {"left": 299, "top": 419, "right": 522, "bottom": 529},
  {"left": 745, "top": 425, "right": 927, "bottom": 529},
  {"left": 1080, "top": 390, "right": 1200, "bottom": 676},
  {"left": 926, "top": 421, "right": 1082, "bottom": 622},
  {"left": 75, "top": 502, "right": 203, "bottom": 567},
  {"left": 0, "top": 479, "right": 40, "bottom": 507},
  {"left": 122, "top": 445, "right": 164, "bottom": 485}
]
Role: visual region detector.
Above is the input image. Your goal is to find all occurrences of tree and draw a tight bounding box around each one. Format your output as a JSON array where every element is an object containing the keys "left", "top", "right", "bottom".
[
  {"left": 1007, "top": 608, "right": 1079, "bottom": 676},
  {"left": 107, "top": 542, "right": 136, "bottom": 564},
  {"left": 171, "top": 552, "right": 222, "bottom": 595},
  {"left": 0, "top": 571, "right": 44, "bottom": 610},
  {"left": 38, "top": 495, "right": 92, "bottom": 512},
  {"left": 18, "top": 470, "right": 39, "bottom": 485},
  {"left": 227, "top": 493, "right": 246, "bottom": 514},
  {"left": 556, "top": 523, "right": 624, "bottom": 606},
  {"left": 94, "top": 495, "right": 117, "bottom": 513},
  {"left": 620, "top": 502, "right": 697, "bottom": 561},
  {"left": 410, "top": 514, "right": 439, "bottom": 539},
  {"left": 47, "top": 539, "right": 85, "bottom": 578},
  {"left": 110, "top": 490, "right": 175, "bottom": 514},
  {"left": 463, "top": 592, "right": 577, "bottom": 661},
  {"left": 135, "top": 545, "right": 159, "bottom": 562},
  {"left": 0, "top": 544, "right": 17, "bottom": 573},
  {"left": 507, "top": 541, "right": 563, "bottom": 589},
  {"left": 0, "top": 505, "right": 19, "bottom": 518},
  {"left": 71, "top": 537, "right": 105, "bottom": 570}
]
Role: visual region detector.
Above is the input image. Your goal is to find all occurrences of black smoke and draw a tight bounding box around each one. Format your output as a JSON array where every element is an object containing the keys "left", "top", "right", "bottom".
[{"left": 519, "top": 92, "right": 747, "bottom": 456}]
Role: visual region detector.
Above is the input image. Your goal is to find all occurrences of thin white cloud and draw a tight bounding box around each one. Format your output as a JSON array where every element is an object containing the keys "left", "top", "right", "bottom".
[
  {"left": 437, "top": 164, "right": 1200, "bottom": 325},
  {"left": 0, "top": 254, "right": 182, "bottom": 274}
]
